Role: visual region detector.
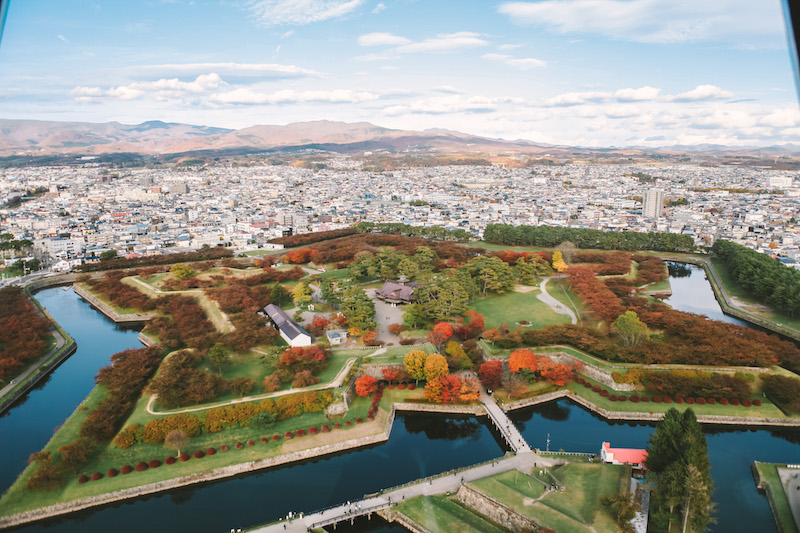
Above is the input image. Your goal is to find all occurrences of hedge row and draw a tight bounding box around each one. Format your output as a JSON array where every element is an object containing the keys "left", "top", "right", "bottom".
[{"left": 574, "top": 377, "right": 762, "bottom": 407}]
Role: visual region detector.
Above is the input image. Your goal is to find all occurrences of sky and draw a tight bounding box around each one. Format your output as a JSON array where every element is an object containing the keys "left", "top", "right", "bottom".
[{"left": 0, "top": 0, "right": 799, "bottom": 148}]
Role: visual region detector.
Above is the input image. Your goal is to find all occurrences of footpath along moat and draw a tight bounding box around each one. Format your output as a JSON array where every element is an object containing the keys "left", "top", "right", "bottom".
[{"left": 0, "top": 264, "right": 798, "bottom": 532}]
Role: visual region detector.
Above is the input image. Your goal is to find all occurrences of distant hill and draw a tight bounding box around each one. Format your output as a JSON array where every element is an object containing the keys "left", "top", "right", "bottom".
[{"left": 0, "top": 118, "right": 799, "bottom": 160}]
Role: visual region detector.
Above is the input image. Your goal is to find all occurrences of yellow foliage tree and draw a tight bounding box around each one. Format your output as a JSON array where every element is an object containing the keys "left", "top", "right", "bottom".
[
  {"left": 403, "top": 350, "right": 427, "bottom": 382},
  {"left": 551, "top": 250, "right": 569, "bottom": 273},
  {"left": 424, "top": 353, "right": 449, "bottom": 382}
]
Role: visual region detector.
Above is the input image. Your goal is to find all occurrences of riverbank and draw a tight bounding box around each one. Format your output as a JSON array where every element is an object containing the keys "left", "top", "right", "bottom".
[
  {"left": 0, "top": 283, "right": 78, "bottom": 415},
  {"left": 71, "top": 283, "right": 155, "bottom": 324},
  {"left": 753, "top": 462, "right": 800, "bottom": 533}
]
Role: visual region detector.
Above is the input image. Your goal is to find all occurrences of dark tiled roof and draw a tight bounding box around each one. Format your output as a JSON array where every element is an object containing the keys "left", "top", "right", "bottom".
[{"left": 264, "top": 304, "right": 312, "bottom": 341}]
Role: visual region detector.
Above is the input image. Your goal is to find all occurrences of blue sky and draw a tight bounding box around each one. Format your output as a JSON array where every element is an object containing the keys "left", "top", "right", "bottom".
[{"left": 1, "top": 0, "right": 798, "bottom": 147}]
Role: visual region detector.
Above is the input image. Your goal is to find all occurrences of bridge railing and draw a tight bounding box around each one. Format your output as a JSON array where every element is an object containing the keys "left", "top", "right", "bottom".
[
  {"left": 364, "top": 452, "right": 514, "bottom": 498},
  {"left": 308, "top": 502, "right": 391, "bottom": 529}
]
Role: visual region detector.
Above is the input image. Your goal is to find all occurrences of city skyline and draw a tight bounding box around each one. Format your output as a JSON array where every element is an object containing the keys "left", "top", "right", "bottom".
[{"left": 0, "top": 0, "right": 798, "bottom": 148}]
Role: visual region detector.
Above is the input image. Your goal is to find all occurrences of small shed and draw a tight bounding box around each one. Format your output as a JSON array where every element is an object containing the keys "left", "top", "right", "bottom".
[
  {"left": 326, "top": 329, "right": 348, "bottom": 345},
  {"left": 600, "top": 442, "right": 648, "bottom": 470}
]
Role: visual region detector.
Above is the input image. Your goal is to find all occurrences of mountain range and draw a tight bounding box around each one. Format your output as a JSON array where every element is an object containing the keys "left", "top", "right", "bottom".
[{"left": 0, "top": 118, "right": 798, "bottom": 159}]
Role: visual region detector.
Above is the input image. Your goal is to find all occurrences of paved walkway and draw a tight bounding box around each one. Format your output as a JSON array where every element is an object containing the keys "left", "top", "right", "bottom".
[
  {"left": 537, "top": 277, "right": 578, "bottom": 325},
  {"left": 248, "top": 451, "right": 552, "bottom": 533},
  {"left": 480, "top": 390, "right": 532, "bottom": 453},
  {"left": 0, "top": 324, "right": 66, "bottom": 402}
]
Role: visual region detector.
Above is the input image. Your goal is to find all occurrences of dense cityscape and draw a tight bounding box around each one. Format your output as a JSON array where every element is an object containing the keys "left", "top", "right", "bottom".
[{"left": 1, "top": 157, "right": 798, "bottom": 276}]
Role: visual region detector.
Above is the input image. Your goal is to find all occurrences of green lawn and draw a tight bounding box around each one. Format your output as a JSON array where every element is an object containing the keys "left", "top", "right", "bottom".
[
  {"left": 755, "top": 463, "right": 799, "bottom": 533},
  {"left": 364, "top": 343, "right": 436, "bottom": 363},
  {"left": 393, "top": 495, "right": 507, "bottom": 533},
  {"left": 469, "top": 291, "right": 571, "bottom": 330},
  {"left": 547, "top": 277, "right": 586, "bottom": 316},
  {"left": 467, "top": 463, "right": 625, "bottom": 533}
]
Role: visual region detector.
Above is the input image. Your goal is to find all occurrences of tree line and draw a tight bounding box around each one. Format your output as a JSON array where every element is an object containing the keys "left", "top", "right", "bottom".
[
  {"left": 483, "top": 223, "right": 696, "bottom": 252},
  {"left": 0, "top": 287, "right": 52, "bottom": 380},
  {"left": 712, "top": 239, "right": 800, "bottom": 317}
]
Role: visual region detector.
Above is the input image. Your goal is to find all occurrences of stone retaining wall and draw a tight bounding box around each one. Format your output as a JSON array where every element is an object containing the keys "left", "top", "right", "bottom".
[
  {"left": 360, "top": 363, "right": 405, "bottom": 380},
  {"left": 394, "top": 402, "right": 486, "bottom": 416},
  {"left": 751, "top": 463, "right": 790, "bottom": 533},
  {"left": 378, "top": 509, "right": 431, "bottom": 533},
  {"left": 456, "top": 483, "right": 545, "bottom": 532},
  {"left": 72, "top": 284, "right": 155, "bottom": 323}
]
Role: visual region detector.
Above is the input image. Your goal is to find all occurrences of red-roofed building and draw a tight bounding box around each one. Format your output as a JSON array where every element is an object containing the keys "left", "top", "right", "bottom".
[{"left": 601, "top": 442, "right": 648, "bottom": 470}]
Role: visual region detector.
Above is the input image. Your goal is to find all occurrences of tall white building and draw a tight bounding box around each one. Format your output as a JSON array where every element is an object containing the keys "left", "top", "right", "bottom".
[{"left": 643, "top": 188, "right": 664, "bottom": 218}]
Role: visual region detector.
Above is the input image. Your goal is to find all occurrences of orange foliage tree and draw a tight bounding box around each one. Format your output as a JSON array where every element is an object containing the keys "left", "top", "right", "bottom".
[
  {"left": 424, "top": 353, "right": 449, "bottom": 382},
  {"left": 478, "top": 360, "right": 504, "bottom": 389},
  {"left": 509, "top": 349, "right": 537, "bottom": 374},
  {"left": 427, "top": 322, "right": 454, "bottom": 346},
  {"left": 459, "top": 376, "right": 481, "bottom": 402},
  {"left": 540, "top": 362, "right": 574, "bottom": 386},
  {"left": 355, "top": 375, "right": 378, "bottom": 397}
]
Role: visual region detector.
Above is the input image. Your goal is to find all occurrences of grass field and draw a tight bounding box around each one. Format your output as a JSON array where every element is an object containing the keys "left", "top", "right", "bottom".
[
  {"left": 393, "top": 494, "right": 507, "bottom": 533},
  {"left": 467, "top": 463, "right": 625, "bottom": 533},
  {"left": 755, "top": 462, "right": 799, "bottom": 533},
  {"left": 469, "top": 291, "right": 571, "bottom": 330}
]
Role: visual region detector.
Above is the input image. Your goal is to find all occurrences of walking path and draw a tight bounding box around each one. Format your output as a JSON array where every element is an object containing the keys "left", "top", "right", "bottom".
[
  {"left": 0, "top": 327, "right": 65, "bottom": 401},
  {"left": 480, "top": 390, "right": 532, "bottom": 453},
  {"left": 248, "top": 451, "right": 550, "bottom": 533},
  {"left": 537, "top": 277, "right": 578, "bottom": 325},
  {"left": 128, "top": 277, "right": 235, "bottom": 332},
  {"left": 145, "top": 348, "right": 388, "bottom": 415}
]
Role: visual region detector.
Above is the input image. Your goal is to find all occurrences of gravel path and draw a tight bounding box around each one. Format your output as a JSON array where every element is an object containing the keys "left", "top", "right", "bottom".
[{"left": 536, "top": 277, "right": 578, "bottom": 325}]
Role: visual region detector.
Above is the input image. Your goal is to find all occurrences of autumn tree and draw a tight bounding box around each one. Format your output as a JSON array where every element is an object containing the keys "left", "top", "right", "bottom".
[
  {"left": 403, "top": 350, "right": 428, "bottom": 383},
  {"left": 170, "top": 263, "right": 197, "bottom": 280},
  {"left": 292, "top": 282, "right": 312, "bottom": 307},
  {"left": 387, "top": 323, "right": 404, "bottom": 336},
  {"left": 551, "top": 251, "right": 569, "bottom": 273},
  {"left": 355, "top": 375, "right": 378, "bottom": 397},
  {"left": 293, "top": 370, "right": 320, "bottom": 388},
  {"left": 459, "top": 376, "right": 481, "bottom": 402},
  {"left": 427, "top": 322, "right": 454, "bottom": 346},
  {"left": 382, "top": 368, "right": 400, "bottom": 384},
  {"left": 263, "top": 373, "right": 281, "bottom": 393},
  {"left": 479, "top": 360, "right": 504, "bottom": 390},
  {"left": 164, "top": 429, "right": 189, "bottom": 456},
  {"left": 445, "top": 340, "right": 472, "bottom": 370},
  {"left": 509, "top": 349, "right": 537, "bottom": 375},
  {"left": 540, "top": 362, "right": 574, "bottom": 386},
  {"left": 424, "top": 353, "right": 449, "bottom": 382},
  {"left": 613, "top": 310, "right": 651, "bottom": 346}
]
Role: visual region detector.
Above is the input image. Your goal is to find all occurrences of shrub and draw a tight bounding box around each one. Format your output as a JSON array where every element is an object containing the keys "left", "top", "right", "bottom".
[
  {"left": 121, "top": 465, "right": 133, "bottom": 474},
  {"left": 397, "top": 384, "right": 406, "bottom": 390},
  {"left": 296, "top": 430, "right": 305, "bottom": 437},
  {"left": 334, "top": 423, "right": 341, "bottom": 429},
  {"left": 192, "top": 450, "right": 204, "bottom": 459},
  {"left": 235, "top": 442, "right": 244, "bottom": 449},
  {"left": 576, "top": 377, "right": 584, "bottom": 385},
  {"left": 260, "top": 437, "right": 268, "bottom": 444},
  {"left": 663, "top": 397, "right": 672, "bottom": 404},
  {"left": 389, "top": 385, "right": 395, "bottom": 390},
  {"left": 609, "top": 395, "right": 617, "bottom": 401},
  {"left": 107, "top": 468, "right": 119, "bottom": 478},
  {"left": 641, "top": 396, "right": 650, "bottom": 402},
  {"left": 630, "top": 395, "right": 640, "bottom": 403},
  {"left": 600, "top": 390, "right": 609, "bottom": 397},
  {"left": 356, "top": 418, "right": 363, "bottom": 424},
  {"left": 135, "top": 462, "right": 148, "bottom": 472},
  {"left": 696, "top": 397, "right": 706, "bottom": 405},
  {"left": 91, "top": 472, "right": 103, "bottom": 481},
  {"left": 322, "top": 425, "right": 331, "bottom": 432},
  {"left": 720, "top": 398, "right": 729, "bottom": 405},
  {"left": 272, "top": 434, "right": 281, "bottom": 441},
  {"left": 221, "top": 445, "right": 230, "bottom": 452},
  {"left": 707, "top": 398, "right": 716, "bottom": 405},
  {"left": 743, "top": 399, "right": 752, "bottom": 407},
  {"left": 675, "top": 397, "right": 684, "bottom": 404},
  {"left": 408, "top": 384, "right": 415, "bottom": 390},
  {"left": 284, "top": 432, "right": 293, "bottom": 440},
  {"left": 686, "top": 397, "right": 695, "bottom": 404},
  {"left": 149, "top": 459, "right": 161, "bottom": 468},
  {"left": 753, "top": 399, "right": 762, "bottom": 406},
  {"left": 583, "top": 382, "right": 592, "bottom": 388},
  {"left": 592, "top": 385, "right": 601, "bottom": 393},
  {"left": 309, "top": 426, "right": 319, "bottom": 434},
  {"left": 165, "top": 456, "right": 176, "bottom": 465},
  {"left": 731, "top": 398, "right": 740, "bottom": 406},
  {"left": 346, "top": 421, "right": 352, "bottom": 426},
  {"left": 179, "top": 453, "right": 190, "bottom": 462},
  {"left": 78, "top": 475, "right": 89, "bottom": 484},
  {"left": 207, "top": 447, "right": 216, "bottom": 455},
  {"left": 247, "top": 440, "right": 255, "bottom": 446},
  {"left": 652, "top": 395, "right": 662, "bottom": 403}
]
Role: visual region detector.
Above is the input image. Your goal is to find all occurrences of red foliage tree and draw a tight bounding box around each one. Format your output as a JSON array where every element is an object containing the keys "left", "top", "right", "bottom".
[
  {"left": 381, "top": 368, "right": 400, "bottom": 384},
  {"left": 478, "top": 360, "right": 504, "bottom": 390},
  {"left": 355, "top": 375, "right": 378, "bottom": 397}
]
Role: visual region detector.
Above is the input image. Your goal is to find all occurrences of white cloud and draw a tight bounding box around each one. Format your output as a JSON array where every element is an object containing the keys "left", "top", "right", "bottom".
[
  {"left": 498, "top": 44, "right": 521, "bottom": 50},
  {"left": 128, "top": 62, "right": 319, "bottom": 79},
  {"left": 497, "top": 0, "right": 783, "bottom": 45},
  {"left": 545, "top": 91, "right": 611, "bottom": 106},
  {"left": 372, "top": 2, "right": 386, "bottom": 14},
  {"left": 670, "top": 84, "right": 732, "bottom": 102},
  {"left": 244, "top": 0, "right": 365, "bottom": 26},
  {"left": 72, "top": 73, "right": 224, "bottom": 101},
  {"left": 482, "top": 53, "right": 546, "bottom": 69},
  {"left": 383, "top": 95, "right": 521, "bottom": 116},
  {"left": 614, "top": 86, "right": 660, "bottom": 101},
  {"left": 433, "top": 85, "right": 465, "bottom": 94},
  {"left": 211, "top": 87, "right": 379, "bottom": 105},
  {"left": 358, "top": 32, "right": 411, "bottom": 46},
  {"left": 395, "top": 32, "right": 488, "bottom": 53},
  {"left": 760, "top": 108, "right": 800, "bottom": 128},
  {"left": 57, "top": 35, "right": 69, "bottom": 43}
]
